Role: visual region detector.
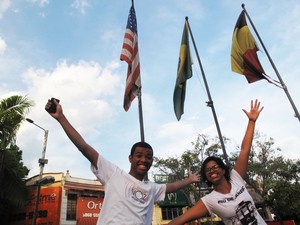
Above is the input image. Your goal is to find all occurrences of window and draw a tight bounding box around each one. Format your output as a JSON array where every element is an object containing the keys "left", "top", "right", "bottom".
[
  {"left": 66, "top": 193, "right": 77, "bottom": 220},
  {"left": 161, "top": 207, "right": 183, "bottom": 220}
]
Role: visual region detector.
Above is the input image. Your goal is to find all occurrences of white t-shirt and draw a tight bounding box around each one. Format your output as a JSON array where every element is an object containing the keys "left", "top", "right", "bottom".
[
  {"left": 91, "top": 154, "right": 166, "bottom": 225},
  {"left": 202, "top": 169, "right": 266, "bottom": 225}
]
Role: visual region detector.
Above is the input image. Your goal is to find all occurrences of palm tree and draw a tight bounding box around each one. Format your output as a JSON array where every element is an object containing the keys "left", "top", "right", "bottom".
[{"left": 0, "top": 95, "right": 34, "bottom": 221}]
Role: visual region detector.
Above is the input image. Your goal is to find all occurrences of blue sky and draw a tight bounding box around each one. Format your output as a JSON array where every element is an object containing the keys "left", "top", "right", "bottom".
[{"left": 1, "top": 0, "right": 299, "bottom": 180}]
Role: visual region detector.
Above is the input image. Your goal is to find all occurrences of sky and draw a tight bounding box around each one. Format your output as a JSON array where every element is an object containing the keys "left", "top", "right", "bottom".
[{"left": 1, "top": 0, "right": 299, "bottom": 180}]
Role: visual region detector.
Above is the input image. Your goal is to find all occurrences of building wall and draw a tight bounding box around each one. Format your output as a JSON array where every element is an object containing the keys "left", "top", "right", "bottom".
[
  {"left": 60, "top": 188, "right": 75, "bottom": 225},
  {"left": 152, "top": 204, "right": 164, "bottom": 225},
  {"left": 10, "top": 171, "right": 272, "bottom": 225}
]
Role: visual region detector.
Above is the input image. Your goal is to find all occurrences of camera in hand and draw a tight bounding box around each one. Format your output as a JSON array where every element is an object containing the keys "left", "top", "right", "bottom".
[{"left": 46, "top": 97, "right": 60, "bottom": 113}]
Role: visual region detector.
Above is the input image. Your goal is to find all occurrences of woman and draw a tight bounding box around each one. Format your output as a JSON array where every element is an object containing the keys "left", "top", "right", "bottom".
[{"left": 168, "top": 99, "right": 266, "bottom": 225}]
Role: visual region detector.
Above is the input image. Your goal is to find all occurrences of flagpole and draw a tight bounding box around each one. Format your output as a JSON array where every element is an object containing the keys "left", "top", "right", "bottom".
[
  {"left": 185, "top": 17, "right": 229, "bottom": 165},
  {"left": 137, "top": 88, "right": 145, "bottom": 142},
  {"left": 131, "top": 0, "right": 147, "bottom": 180},
  {"left": 242, "top": 4, "right": 300, "bottom": 122},
  {"left": 131, "top": 0, "right": 144, "bottom": 142},
  {"left": 137, "top": 89, "right": 147, "bottom": 181}
]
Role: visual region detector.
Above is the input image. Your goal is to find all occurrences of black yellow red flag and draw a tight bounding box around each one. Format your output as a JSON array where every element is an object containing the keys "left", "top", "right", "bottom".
[{"left": 231, "top": 11, "right": 267, "bottom": 83}]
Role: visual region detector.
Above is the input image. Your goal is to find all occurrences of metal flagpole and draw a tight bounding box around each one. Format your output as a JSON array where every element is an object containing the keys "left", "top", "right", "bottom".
[
  {"left": 137, "top": 88, "right": 145, "bottom": 142},
  {"left": 131, "top": 0, "right": 147, "bottom": 179},
  {"left": 242, "top": 4, "right": 300, "bottom": 122},
  {"left": 128, "top": 0, "right": 144, "bottom": 141},
  {"left": 131, "top": 0, "right": 144, "bottom": 142},
  {"left": 137, "top": 88, "right": 147, "bottom": 180},
  {"left": 185, "top": 17, "right": 230, "bottom": 165},
  {"left": 137, "top": 90, "right": 147, "bottom": 181}
]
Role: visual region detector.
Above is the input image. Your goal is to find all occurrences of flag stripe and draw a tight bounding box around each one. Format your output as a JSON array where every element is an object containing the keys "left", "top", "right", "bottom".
[
  {"left": 120, "top": 6, "right": 141, "bottom": 111},
  {"left": 231, "top": 11, "right": 266, "bottom": 83}
]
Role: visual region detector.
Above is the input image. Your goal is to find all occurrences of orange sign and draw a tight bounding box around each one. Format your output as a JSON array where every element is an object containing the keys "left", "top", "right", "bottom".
[
  {"left": 76, "top": 197, "right": 104, "bottom": 225},
  {"left": 9, "top": 186, "right": 62, "bottom": 225}
]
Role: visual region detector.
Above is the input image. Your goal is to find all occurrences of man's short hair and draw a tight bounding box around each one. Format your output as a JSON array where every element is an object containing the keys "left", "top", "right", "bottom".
[{"left": 130, "top": 142, "right": 153, "bottom": 156}]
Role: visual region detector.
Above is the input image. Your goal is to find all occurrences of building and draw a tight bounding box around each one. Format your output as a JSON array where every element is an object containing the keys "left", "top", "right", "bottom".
[
  {"left": 9, "top": 171, "right": 104, "bottom": 225},
  {"left": 8, "top": 171, "right": 272, "bottom": 225}
]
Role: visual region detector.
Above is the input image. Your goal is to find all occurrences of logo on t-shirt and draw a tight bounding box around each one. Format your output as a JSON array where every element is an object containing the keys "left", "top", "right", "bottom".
[
  {"left": 131, "top": 187, "right": 147, "bottom": 203},
  {"left": 125, "top": 183, "right": 149, "bottom": 204},
  {"left": 125, "top": 183, "right": 148, "bottom": 204},
  {"left": 217, "top": 186, "right": 246, "bottom": 204},
  {"left": 234, "top": 200, "right": 258, "bottom": 225}
]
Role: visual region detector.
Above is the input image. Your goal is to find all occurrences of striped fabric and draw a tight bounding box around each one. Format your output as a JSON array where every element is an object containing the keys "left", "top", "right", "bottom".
[{"left": 120, "top": 6, "right": 141, "bottom": 111}]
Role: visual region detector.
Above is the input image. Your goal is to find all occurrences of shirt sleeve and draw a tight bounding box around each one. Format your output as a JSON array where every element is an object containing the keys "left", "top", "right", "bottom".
[
  {"left": 153, "top": 183, "right": 167, "bottom": 203},
  {"left": 90, "top": 154, "right": 118, "bottom": 185},
  {"left": 201, "top": 193, "right": 214, "bottom": 214},
  {"left": 231, "top": 169, "right": 246, "bottom": 186}
]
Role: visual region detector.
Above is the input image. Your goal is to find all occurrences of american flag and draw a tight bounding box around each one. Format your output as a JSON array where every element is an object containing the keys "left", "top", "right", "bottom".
[{"left": 120, "top": 6, "right": 141, "bottom": 112}]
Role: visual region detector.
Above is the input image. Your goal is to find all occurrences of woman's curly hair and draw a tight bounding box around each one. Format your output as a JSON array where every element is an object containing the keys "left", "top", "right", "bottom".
[{"left": 200, "top": 156, "right": 231, "bottom": 187}]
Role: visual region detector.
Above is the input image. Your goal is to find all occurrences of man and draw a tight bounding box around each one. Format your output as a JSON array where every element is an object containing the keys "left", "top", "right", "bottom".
[{"left": 45, "top": 99, "right": 200, "bottom": 225}]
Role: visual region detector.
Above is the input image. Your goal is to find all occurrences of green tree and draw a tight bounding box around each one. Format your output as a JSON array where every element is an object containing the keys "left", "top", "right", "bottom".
[
  {"left": 227, "top": 132, "right": 300, "bottom": 222},
  {"left": 268, "top": 180, "right": 300, "bottom": 221},
  {"left": 0, "top": 95, "right": 34, "bottom": 222},
  {"left": 153, "top": 134, "right": 230, "bottom": 224},
  {"left": 153, "top": 149, "right": 201, "bottom": 206},
  {"left": 154, "top": 132, "right": 300, "bottom": 223},
  {"left": 153, "top": 134, "right": 227, "bottom": 207}
]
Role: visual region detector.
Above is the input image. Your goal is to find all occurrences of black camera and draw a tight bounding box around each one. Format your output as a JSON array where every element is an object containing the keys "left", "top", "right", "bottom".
[{"left": 46, "top": 97, "right": 60, "bottom": 113}]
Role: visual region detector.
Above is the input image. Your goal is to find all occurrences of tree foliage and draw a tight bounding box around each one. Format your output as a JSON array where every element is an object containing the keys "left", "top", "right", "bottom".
[
  {"left": 0, "top": 95, "right": 34, "bottom": 222},
  {"left": 237, "top": 133, "right": 300, "bottom": 221},
  {"left": 153, "top": 134, "right": 229, "bottom": 206},
  {"left": 153, "top": 132, "right": 300, "bottom": 222},
  {"left": 153, "top": 149, "right": 201, "bottom": 206}
]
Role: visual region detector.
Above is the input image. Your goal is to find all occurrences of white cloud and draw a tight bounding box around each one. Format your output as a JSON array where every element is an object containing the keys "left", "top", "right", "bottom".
[
  {"left": 0, "top": 0, "right": 10, "bottom": 19},
  {"left": 0, "top": 36, "right": 7, "bottom": 54},
  {"left": 26, "top": 0, "right": 49, "bottom": 7},
  {"left": 157, "top": 122, "right": 194, "bottom": 138},
  {"left": 71, "top": 0, "right": 90, "bottom": 14},
  {"left": 14, "top": 59, "right": 124, "bottom": 177}
]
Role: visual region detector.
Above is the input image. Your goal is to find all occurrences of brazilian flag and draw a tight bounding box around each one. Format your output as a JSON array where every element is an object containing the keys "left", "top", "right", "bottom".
[{"left": 173, "top": 21, "right": 193, "bottom": 121}]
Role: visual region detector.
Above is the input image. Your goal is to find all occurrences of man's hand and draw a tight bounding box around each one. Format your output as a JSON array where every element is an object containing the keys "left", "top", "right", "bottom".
[{"left": 187, "top": 169, "right": 201, "bottom": 183}]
